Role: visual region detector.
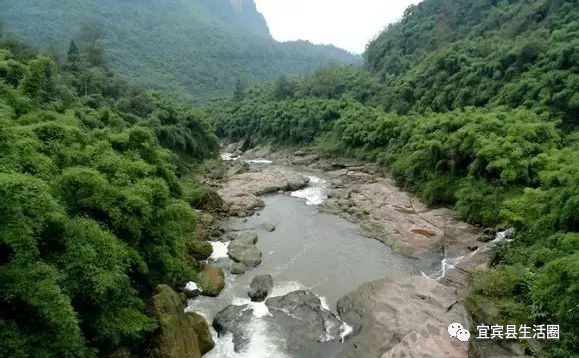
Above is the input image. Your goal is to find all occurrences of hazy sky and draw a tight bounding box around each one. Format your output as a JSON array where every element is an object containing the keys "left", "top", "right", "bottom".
[{"left": 253, "top": 0, "right": 422, "bottom": 54}]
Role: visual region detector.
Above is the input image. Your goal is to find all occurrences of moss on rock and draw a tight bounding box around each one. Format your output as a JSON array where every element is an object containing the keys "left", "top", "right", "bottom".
[
  {"left": 188, "top": 240, "right": 213, "bottom": 261},
  {"left": 149, "top": 285, "right": 214, "bottom": 358},
  {"left": 198, "top": 265, "right": 225, "bottom": 297}
]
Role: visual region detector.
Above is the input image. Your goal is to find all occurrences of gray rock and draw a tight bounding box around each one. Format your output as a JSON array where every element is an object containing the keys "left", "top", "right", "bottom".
[
  {"left": 238, "top": 232, "right": 258, "bottom": 245},
  {"left": 262, "top": 223, "right": 276, "bottom": 232},
  {"left": 265, "top": 290, "right": 342, "bottom": 348},
  {"left": 228, "top": 240, "right": 262, "bottom": 267},
  {"left": 230, "top": 262, "right": 246, "bottom": 275},
  {"left": 213, "top": 305, "right": 253, "bottom": 352},
  {"left": 248, "top": 275, "right": 273, "bottom": 302}
]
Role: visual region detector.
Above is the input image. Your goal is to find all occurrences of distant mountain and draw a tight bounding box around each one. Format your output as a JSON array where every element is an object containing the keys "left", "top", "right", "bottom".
[
  {"left": 0, "top": 0, "right": 360, "bottom": 102},
  {"left": 199, "top": 0, "right": 271, "bottom": 38}
]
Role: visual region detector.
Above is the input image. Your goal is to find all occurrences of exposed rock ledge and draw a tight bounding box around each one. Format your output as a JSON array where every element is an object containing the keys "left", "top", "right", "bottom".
[
  {"left": 337, "top": 276, "right": 469, "bottom": 358},
  {"left": 322, "top": 174, "right": 480, "bottom": 259},
  {"left": 218, "top": 168, "right": 309, "bottom": 217}
]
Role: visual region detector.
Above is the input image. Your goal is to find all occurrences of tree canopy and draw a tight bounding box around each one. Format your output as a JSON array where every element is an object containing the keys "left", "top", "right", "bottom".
[{"left": 0, "top": 38, "right": 218, "bottom": 357}]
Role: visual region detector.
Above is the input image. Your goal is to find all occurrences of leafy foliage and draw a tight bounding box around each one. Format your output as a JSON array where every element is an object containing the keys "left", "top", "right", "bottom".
[
  {"left": 365, "top": 0, "right": 578, "bottom": 126},
  {"left": 0, "top": 39, "right": 217, "bottom": 357}
]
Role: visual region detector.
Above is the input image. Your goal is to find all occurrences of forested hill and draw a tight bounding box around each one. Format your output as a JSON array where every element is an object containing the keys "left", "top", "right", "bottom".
[
  {"left": 0, "top": 35, "right": 221, "bottom": 357},
  {"left": 0, "top": 0, "right": 359, "bottom": 103},
  {"left": 365, "top": 0, "right": 578, "bottom": 125},
  {"left": 209, "top": 0, "right": 578, "bottom": 356}
]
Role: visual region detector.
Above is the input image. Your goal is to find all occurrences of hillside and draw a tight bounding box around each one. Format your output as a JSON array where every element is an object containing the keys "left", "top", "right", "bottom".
[
  {"left": 0, "top": 32, "right": 225, "bottom": 356},
  {"left": 365, "top": 0, "right": 578, "bottom": 124},
  {"left": 209, "top": 0, "right": 578, "bottom": 356},
  {"left": 0, "top": 0, "right": 359, "bottom": 103}
]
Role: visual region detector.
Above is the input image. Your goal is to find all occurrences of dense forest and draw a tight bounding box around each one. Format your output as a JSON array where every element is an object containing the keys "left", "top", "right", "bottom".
[
  {"left": 0, "top": 0, "right": 360, "bottom": 103},
  {"left": 209, "top": 0, "right": 578, "bottom": 356},
  {"left": 0, "top": 32, "right": 220, "bottom": 356}
]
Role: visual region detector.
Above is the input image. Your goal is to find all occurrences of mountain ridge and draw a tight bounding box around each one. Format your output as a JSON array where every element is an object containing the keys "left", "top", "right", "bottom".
[{"left": 0, "top": 0, "right": 359, "bottom": 103}]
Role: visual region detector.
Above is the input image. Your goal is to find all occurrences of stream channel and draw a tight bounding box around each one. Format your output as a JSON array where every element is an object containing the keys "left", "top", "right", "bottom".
[{"left": 187, "top": 161, "right": 443, "bottom": 357}]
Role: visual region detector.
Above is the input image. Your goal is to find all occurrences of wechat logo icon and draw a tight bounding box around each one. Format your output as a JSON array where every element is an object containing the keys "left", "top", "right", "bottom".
[{"left": 448, "top": 323, "right": 470, "bottom": 342}]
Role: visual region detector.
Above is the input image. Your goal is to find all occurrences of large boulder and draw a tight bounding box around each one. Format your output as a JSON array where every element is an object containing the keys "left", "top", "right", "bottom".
[
  {"left": 149, "top": 285, "right": 214, "bottom": 358},
  {"left": 198, "top": 265, "right": 225, "bottom": 297},
  {"left": 248, "top": 274, "right": 273, "bottom": 302},
  {"left": 213, "top": 305, "right": 254, "bottom": 352},
  {"left": 228, "top": 239, "right": 262, "bottom": 268},
  {"left": 265, "top": 290, "right": 343, "bottom": 352},
  {"left": 237, "top": 232, "right": 258, "bottom": 245},
  {"left": 336, "top": 276, "right": 468, "bottom": 358}
]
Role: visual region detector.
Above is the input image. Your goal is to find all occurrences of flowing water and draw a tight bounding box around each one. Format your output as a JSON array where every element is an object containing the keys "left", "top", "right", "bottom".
[{"left": 186, "top": 163, "right": 433, "bottom": 357}]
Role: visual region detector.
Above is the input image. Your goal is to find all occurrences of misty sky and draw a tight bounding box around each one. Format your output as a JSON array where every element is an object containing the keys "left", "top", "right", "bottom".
[{"left": 253, "top": 0, "right": 422, "bottom": 54}]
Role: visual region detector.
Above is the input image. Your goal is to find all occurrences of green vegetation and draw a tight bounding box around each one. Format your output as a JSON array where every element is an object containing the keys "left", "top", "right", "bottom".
[
  {"left": 0, "top": 0, "right": 360, "bottom": 103},
  {"left": 0, "top": 36, "right": 219, "bottom": 357},
  {"left": 209, "top": 0, "right": 578, "bottom": 355}
]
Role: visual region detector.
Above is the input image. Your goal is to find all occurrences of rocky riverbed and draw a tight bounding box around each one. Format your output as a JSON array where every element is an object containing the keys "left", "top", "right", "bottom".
[{"left": 187, "top": 145, "right": 507, "bottom": 357}]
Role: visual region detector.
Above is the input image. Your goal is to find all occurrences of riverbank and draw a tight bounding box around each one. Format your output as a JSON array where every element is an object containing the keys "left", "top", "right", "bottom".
[{"left": 191, "top": 144, "right": 511, "bottom": 357}]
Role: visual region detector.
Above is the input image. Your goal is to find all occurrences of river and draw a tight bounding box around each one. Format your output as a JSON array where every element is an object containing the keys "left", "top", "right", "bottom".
[{"left": 186, "top": 162, "right": 436, "bottom": 357}]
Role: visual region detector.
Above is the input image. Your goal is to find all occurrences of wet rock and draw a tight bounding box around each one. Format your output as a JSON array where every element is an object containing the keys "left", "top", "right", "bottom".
[
  {"left": 182, "top": 281, "right": 202, "bottom": 299},
  {"left": 149, "top": 285, "right": 214, "bottom": 358},
  {"left": 265, "top": 290, "right": 342, "bottom": 348},
  {"left": 213, "top": 305, "right": 253, "bottom": 352},
  {"left": 248, "top": 274, "right": 273, "bottom": 302},
  {"left": 262, "top": 223, "right": 276, "bottom": 232},
  {"left": 228, "top": 239, "right": 262, "bottom": 267},
  {"left": 198, "top": 265, "right": 225, "bottom": 297},
  {"left": 230, "top": 262, "right": 246, "bottom": 275},
  {"left": 337, "top": 276, "right": 467, "bottom": 358}
]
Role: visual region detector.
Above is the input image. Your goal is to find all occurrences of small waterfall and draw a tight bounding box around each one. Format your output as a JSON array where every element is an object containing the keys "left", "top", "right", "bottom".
[{"left": 427, "top": 229, "right": 515, "bottom": 280}]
